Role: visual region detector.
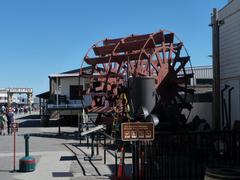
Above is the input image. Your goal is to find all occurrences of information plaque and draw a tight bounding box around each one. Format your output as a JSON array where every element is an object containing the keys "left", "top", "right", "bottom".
[{"left": 121, "top": 122, "right": 154, "bottom": 141}]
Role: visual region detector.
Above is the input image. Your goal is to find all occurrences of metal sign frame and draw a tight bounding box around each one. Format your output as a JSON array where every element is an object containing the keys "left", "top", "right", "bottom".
[
  {"left": 121, "top": 122, "right": 155, "bottom": 141},
  {"left": 11, "top": 122, "right": 19, "bottom": 132},
  {"left": 6, "top": 88, "right": 33, "bottom": 93}
]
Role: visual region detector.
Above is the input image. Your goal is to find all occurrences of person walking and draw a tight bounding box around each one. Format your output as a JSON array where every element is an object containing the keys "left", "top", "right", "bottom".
[
  {"left": 1, "top": 105, "right": 6, "bottom": 114},
  {"left": 6, "top": 107, "right": 14, "bottom": 135},
  {"left": 0, "top": 113, "right": 7, "bottom": 135}
]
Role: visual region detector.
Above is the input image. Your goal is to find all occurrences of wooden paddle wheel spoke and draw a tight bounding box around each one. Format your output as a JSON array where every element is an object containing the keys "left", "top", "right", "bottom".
[{"left": 155, "top": 52, "right": 163, "bottom": 67}]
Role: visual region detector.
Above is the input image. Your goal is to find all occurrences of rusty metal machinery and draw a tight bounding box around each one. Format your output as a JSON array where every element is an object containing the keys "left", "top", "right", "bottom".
[{"left": 80, "top": 30, "right": 194, "bottom": 133}]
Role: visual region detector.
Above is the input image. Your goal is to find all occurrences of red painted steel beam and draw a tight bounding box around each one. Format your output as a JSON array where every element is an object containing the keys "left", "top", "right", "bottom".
[
  {"left": 84, "top": 52, "right": 149, "bottom": 65},
  {"left": 103, "top": 32, "right": 174, "bottom": 46},
  {"left": 93, "top": 39, "right": 155, "bottom": 56}
]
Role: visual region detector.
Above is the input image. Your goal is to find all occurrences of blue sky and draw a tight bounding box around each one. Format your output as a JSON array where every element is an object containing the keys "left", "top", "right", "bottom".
[{"left": 0, "top": 0, "right": 227, "bottom": 95}]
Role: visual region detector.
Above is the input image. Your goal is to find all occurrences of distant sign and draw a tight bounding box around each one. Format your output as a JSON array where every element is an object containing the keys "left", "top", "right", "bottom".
[
  {"left": 7, "top": 88, "right": 33, "bottom": 93},
  {"left": 11, "top": 122, "right": 19, "bottom": 132},
  {"left": 121, "top": 122, "right": 154, "bottom": 141}
]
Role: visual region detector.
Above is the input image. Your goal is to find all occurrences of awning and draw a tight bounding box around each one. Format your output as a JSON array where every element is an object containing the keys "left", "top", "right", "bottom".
[{"left": 36, "top": 91, "right": 50, "bottom": 99}]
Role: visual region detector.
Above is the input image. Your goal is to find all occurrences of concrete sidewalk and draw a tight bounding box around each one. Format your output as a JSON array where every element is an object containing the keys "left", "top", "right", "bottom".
[
  {"left": 64, "top": 140, "right": 133, "bottom": 180},
  {"left": 0, "top": 116, "right": 132, "bottom": 180},
  {"left": 14, "top": 151, "right": 73, "bottom": 180}
]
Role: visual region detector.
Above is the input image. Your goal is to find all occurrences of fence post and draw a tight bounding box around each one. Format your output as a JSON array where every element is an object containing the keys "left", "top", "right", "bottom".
[{"left": 115, "top": 150, "right": 118, "bottom": 177}]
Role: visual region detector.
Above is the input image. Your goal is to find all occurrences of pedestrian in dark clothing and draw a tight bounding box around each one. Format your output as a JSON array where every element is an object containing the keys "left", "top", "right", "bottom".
[
  {"left": 6, "top": 108, "right": 14, "bottom": 135},
  {"left": 0, "top": 113, "right": 7, "bottom": 135}
]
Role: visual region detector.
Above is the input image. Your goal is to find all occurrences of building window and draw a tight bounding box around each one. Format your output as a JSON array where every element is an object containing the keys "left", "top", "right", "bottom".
[
  {"left": 70, "top": 85, "right": 83, "bottom": 100},
  {"left": 196, "top": 78, "right": 213, "bottom": 85}
]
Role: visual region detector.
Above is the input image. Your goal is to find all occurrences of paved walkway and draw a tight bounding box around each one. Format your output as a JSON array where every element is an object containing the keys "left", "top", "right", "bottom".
[
  {"left": 14, "top": 151, "right": 73, "bottom": 180},
  {"left": 0, "top": 114, "right": 131, "bottom": 180}
]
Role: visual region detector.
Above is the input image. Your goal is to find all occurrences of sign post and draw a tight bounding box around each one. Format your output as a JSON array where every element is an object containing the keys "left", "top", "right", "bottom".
[
  {"left": 13, "top": 129, "right": 16, "bottom": 171},
  {"left": 11, "top": 122, "right": 19, "bottom": 172},
  {"left": 81, "top": 125, "right": 105, "bottom": 161},
  {"left": 121, "top": 122, "right": 154, "bottom": 180}
]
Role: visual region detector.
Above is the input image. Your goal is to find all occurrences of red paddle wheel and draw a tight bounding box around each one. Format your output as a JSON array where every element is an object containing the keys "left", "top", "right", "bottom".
[{"left": 80, "top": 30, "right": 194, "bottom": 132}]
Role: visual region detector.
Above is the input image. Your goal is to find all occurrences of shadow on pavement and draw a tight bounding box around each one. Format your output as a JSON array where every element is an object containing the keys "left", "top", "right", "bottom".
[
  {"left": 18, "top": 120, "right": 41, "bottom": 128},
  {"left": 17, "top": 118, "right": 80, "bottom": 140},
  {"left": 52, "top": 172, "right": 74, "bottom": 177},
  {"left": 18, "top": 131, "right": 80, "bottom": 140},
  {"left": 18, "top": 119, "right": 75, "bottom": 128},
  {"left": 0, "top": 170, "right": 12, "bottom": 172},
  {"left": 107, "top": 164, "right": 132, "bottom": 178},
  {"left": 17, "top": 114, "right": 40, "bottom": 120}
]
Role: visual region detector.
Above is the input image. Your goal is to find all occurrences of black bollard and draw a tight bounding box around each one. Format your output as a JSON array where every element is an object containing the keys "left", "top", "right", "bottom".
[{"left": 25, "top": 134, "right": 29, "bottom": 156}]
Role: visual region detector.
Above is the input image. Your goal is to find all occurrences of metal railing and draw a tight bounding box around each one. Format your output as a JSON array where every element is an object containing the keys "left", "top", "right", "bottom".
[
  {"left": 47, "top": 103, "right": 83, "bottom": 109},
  {"left": 138, "top": 131, "right": 240, "bottom": 179}
]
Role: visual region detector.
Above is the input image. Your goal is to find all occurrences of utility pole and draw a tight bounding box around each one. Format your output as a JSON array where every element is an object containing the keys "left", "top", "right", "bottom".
[
  {"left": 210, "top": 8, "right": 221, "bottom": 130},
  {"left": 56, "top": 77, "right": 59, "bottom": 109},
  {"left": 56, "top": 77, "right": 61, "bottom": 135}
]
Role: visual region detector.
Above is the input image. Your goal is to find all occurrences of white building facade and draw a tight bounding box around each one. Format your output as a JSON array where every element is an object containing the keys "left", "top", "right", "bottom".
[
  {"left": 218, "top": 0, "right": 240, "bottom": 129},
  {"left": 0, "top": 88, "right": 31, "bottom": 105},
  {"left": 183, "top": 66, "right": 213, "bottom": 125},
  {"left": 0, "top": 89, "right": 7, "bottom": 105},
  {"left": 44, "top": 68, "right": 91, "bottom": 118}
]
